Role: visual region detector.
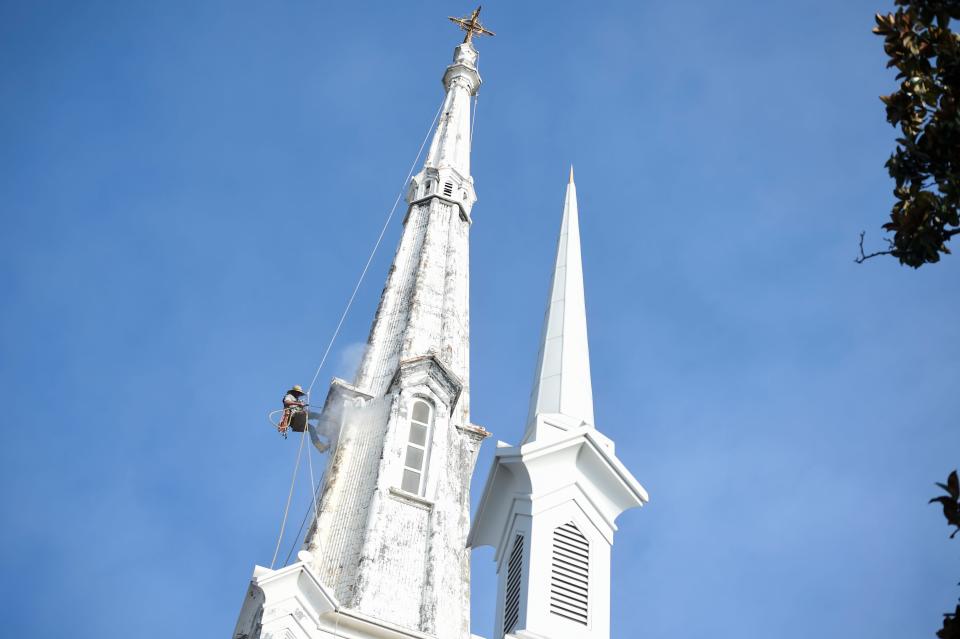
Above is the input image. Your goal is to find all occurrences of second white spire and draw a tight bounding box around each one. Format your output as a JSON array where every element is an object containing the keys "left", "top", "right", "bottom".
[{"left": 524, "top": 168, "right": 595, "bottom": 441}]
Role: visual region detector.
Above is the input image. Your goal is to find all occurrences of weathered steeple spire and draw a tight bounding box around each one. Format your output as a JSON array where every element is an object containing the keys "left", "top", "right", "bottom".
[
  {"left": 280, "top": 14, "right": 490, "bottom": 638},
  {"left": 524, "top": 168, "right": 595, "bottom": 442},
  {"left": 234, "top": 12, "right": 499, "bottom": 639},
  {"left": 356, "top": 24, "right": 488, "bottom": 399}
]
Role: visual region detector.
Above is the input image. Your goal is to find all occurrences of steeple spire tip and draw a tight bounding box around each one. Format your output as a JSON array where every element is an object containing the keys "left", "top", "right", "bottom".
[{"left": 524, "top": 173, "right": 595, "bottom": 440}]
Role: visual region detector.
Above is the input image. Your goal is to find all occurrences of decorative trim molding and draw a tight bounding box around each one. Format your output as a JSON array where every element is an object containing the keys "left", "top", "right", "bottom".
[
  {"left": 322, "top": 377, "right": 374, "bottom": 410},
  {"left": 457, "top": 422, "right": 490, "bottom": 442},
  {"left": 388, "top": 486, "right": 435, "bottom": 511}
]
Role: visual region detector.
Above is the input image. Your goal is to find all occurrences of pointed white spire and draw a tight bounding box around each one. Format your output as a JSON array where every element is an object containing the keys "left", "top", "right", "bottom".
[{"left": 524, "top": 168, "right": 595, "bottom": 440}]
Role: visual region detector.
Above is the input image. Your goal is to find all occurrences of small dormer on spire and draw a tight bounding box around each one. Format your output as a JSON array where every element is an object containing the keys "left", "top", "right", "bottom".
[{"left": 524, "top": 168, "right": 595, "bottom": 442}]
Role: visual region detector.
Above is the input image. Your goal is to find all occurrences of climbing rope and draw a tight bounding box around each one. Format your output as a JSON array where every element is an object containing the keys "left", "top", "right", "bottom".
[
  {"left": 270, "top": 424, "right": 308, "bottom": 569},
  {"left": 268, "top": 95, "right": 446, "bottom": 571},
  {"left": 282, "top": 464, "right": 327, "bottom": 566},
  {"left": 471, "top": 92, "right": 479, "bottom": 145}
]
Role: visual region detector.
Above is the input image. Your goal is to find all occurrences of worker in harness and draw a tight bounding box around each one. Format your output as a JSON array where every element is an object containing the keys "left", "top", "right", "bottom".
[{"left": 278, "top": 385, "right": 308, "bottom": 437}]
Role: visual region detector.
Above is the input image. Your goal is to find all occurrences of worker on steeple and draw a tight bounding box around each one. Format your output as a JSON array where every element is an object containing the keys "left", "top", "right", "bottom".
[{"left": 277, "top": 385, "right": 307, "bottom": 437}]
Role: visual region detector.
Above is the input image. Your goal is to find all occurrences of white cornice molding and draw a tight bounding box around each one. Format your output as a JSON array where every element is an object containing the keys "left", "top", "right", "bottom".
[
  {"left": 468, "top": 425, "right": 648, "bottom": 555},
  {"left": 235, "top": 560, "right": 450, "bottom": 639},
  {"left": 387, "top": 486, "right": 435, "bottom": 511}
]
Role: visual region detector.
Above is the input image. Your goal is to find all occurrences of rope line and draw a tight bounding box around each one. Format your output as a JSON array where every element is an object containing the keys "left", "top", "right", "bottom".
[
  {"left": 270, "top": 424, "right": 308, "bottom": 569},
  {"left": 282, "top": 466, "right": 326, "bottom": 566},
  {"left": 471, "top": 92, "right": 478, "bottom": 145}
]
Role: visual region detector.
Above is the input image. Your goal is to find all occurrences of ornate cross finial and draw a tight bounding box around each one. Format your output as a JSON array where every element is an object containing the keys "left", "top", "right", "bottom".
[{"left": 448, "top": 6, "right": 495, "bottom": 43}]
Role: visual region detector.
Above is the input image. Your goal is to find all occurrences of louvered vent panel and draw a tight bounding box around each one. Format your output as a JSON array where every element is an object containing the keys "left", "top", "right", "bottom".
[
  {"left": 503, "top": 534, "right": 524, "bottom": 635},
  {"left": 550, "top": 522, "right": 589, "bottom": 625}
]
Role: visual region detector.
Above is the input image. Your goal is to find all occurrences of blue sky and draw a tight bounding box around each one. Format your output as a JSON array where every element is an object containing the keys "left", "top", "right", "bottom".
[{"left": 1, "top": 1, "right": 958, "bottom": 637}]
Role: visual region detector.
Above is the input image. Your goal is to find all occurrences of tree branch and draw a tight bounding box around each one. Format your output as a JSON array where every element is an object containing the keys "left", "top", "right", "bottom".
[{"left": 855, "top": 231, "right": 895, "bottom": 263}]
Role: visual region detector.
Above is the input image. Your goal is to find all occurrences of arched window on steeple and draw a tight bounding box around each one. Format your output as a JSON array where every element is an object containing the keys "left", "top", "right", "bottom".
[{"left": 401, "top": 399, "right": 433, "bottom": 495}]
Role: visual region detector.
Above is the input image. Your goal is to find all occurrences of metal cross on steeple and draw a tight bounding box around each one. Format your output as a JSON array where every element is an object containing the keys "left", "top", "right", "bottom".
[{"left": 448, "top": 6, "right": 496, "bottom": 43}]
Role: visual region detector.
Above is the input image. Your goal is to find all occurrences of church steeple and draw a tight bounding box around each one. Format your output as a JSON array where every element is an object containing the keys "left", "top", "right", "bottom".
[
  {"left": 525, "top": 166, "right": 595, "bottom": 441},
  {"left": 469, "top": 174, "right": 647, "bottom": 639},
  {"left": 302, "top": 27, "right": 491, "bottom": 636},
  {"left": 234, "top": 17, "right": 492, "bottom": 639}
]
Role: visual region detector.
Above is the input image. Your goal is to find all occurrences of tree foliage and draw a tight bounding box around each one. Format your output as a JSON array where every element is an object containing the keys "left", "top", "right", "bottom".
[
  {"left": 868, "top": 2, "right": 960, "bottom": 267},
  {"left": 931, "top": 470, "right": 960, "bottom": 638},
  {"left": 931, "top": 470, "right": 960, "bottom": 538}
]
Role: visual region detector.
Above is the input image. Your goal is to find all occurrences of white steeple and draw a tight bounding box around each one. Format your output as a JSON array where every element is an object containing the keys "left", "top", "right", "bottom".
[
  {"left": 469, "top": 174, "right": 647, "bottom": 639},
  {"left": 525, "top": 166, "right": 594, "bottom": 441}
]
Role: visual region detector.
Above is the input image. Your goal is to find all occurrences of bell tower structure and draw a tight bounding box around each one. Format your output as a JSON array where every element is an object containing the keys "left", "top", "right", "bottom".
[
  {"left": 233, "top": 11, "right": 493, "bottom": 639},
  {"left": 469, "top": 172, "right": 648, "bottom": 639}
]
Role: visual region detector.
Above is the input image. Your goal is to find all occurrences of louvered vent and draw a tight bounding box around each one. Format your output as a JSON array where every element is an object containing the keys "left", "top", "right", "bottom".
[
  {"left": 443, "top": 181, "right": 454, "bottom": 196},
  {"left": 550, "top": 522, "right": 589, "bottom": 625},
  {"left": 503, "top": 534, "right": 524, "bottom": 635}
]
